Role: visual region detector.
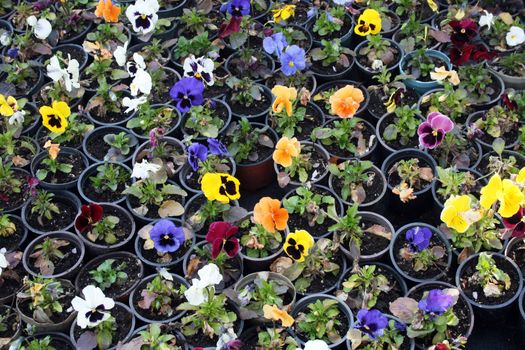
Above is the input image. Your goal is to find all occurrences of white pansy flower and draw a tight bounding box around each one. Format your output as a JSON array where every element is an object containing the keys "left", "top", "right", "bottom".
[
  {"left": 27, "top": 15, "right": 52, "bottom": 40},
  {"left": 216, "top": 328, "right": 238, "bottom": 349},
  {"left": 158, "top": 268, "right": 173, "bottom": 281},
  {"left": 301, "top": 340, "right": 330, "bottom": 350},
  {"left": 71, "top": 285, "right": 115, "bottom": 329},
  {"left": 130, "top": 68, "right": 152, "bottom": 96},
  {"left": 122, "top": 95, "right": 147, "bottom": 113},
  {"left": 8, "top": 110, "right": 25, "bottom": 126},
  {"left": 0, "top": 248, "right": 8, "bottom": 276},
  {"left": 131, "top": 159, "right": 162, "bottom": 179},
  {"left": 126, "top": 52, "right": 147, "bottom": 77},
  {"left": 183, "top": 263, "right": 223, "bottom": 306},
  {"left": 125, "top": 0, "right": 160, "bottom": 35},
  {"left": 371, "top": 59, "right": 383, "bottom": 71},
  {"left": 0, "top": 31, "right": 11, "bottom": 46},
  {"left": 184, "top": 280, "right": 208, "bottom": 306},
  {"left": 183, "top": 55, "right": 215, "bottom": 86},
  {"left": 479, "top": 10, "right": 495, "bottom": 30},
  {"left": 113, "top": 41, "right": 128, "bottom": 67},
  {"left": 506, "top": 26, "right": 525, "bottom": 47},
  {"left": 46, "top": 55, "right": 80, "bottom": 92}
]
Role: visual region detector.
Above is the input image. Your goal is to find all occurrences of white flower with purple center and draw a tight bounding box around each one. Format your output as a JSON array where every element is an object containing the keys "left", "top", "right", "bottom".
[
  {"left": 125, "top": 0, "right": 160, "bottom": 35},
  {"left": 71, "top": 285, "right": 115, "bottom": 328},
  {"left": 183, "top": 55, "right": 215, "bottom": 86}
]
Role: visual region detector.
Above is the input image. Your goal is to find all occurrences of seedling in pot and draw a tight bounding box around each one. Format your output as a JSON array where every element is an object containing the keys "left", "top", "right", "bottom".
[
  {"left": 388, "top": 158, "right": 434, "bottom": 203},
  {"left": 30, "top": 190, "right": 60, "bottom": 228},
  {"left": 185, "top": 139, "right": 232, "bottom": 186},
  {"left": 347, "top": 309, "right": 406, "bottom": 350},
  {"left": 328, "top": 160, "right": 375, "bottom": 204},
  {"left": 269, "top": 85, "right": 310, "bottom": 138},
  {"left": 255, "top": 323, "right": 298, "bottom": 350},
  {"left": 86, "top": 82, "right": 131, "bottom": 122},
  {"left": 138, "top": 219, "right": 191, "bottom": 265},
  {"left": 398, "top": 226, "right": 447, "bottom": 273},
  {"left": 224, "top": 117, "right": 274, "bottom": 164},
  {"left": 0, "top": 249, "right": 22, "bottom": 297},
  {"left": 226, "top": 77, "right": 264, "bottom": 109},
  {"left": 0, "top": 214, "right": 15, "bottom": 238},
  {"left": 283, "top": 186, "right": 337, "bottom": 228},
  {"left": 126, "top": 323, "right": 184, "bottom": 350},
  {"left": 382, "top": 105, "right": 419, "bottom": 147},
  {"left": 468, "top": 252, "right": 511, "bottom": 298},
  {"left": 35, "top": 141, "right": 73, "bottom": 182},
  {"left": 274, "top": 138, "right": 325, "bottom": 187},
  {"left": 0, "top": 130, "right": 38, "bottom": 167},
  {"left": 29, "top": 236, "right": 70, "bottom": 276},
  {"left": 470, "top": 105, "right": 519, "bottom": 141},
  {"left": 75, "top": 203, "right": 121, "bottom": 245},
  {"left": 0, "top": 160, "right": 23, "bottom": 207},
  {"left": 358, "top": 35, "right": 399, "bottom": 72},
  {"left": 296, "top": 298, "right": 342, "bottom": 343},
  {"left": 137, "top": 269, "right": 186, "bottom": 318},
  {"left": 17, "top": 277, "right": 71, "bottom": 324},
  {"left": 183, "top": 100, "right": 225, "bottom": 139},
  {"left": 103, "top": 132, "right": 138, "bottom": 162},
  {"left": 458, "top": 64, "right": 498, "bottom": 105},
  {"left": 435, "top": 167, "right": 478, "bottom": 200},
  {"left": 309, "top": 39, "right": 353, "bottom": 71},
  {"left": 312, "top": 6, "right": 346, "bottom": 38},
  {"left": 88, "top": 259, "right": 128, "bottom": 292},
  {"left": 341, "top": 265, "right": 391, "bottom": 310}
]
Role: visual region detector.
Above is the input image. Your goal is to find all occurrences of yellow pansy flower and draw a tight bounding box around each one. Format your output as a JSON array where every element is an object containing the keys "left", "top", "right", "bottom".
[
  {"left": 440, "top": 195, "right": 474, "bottom": 233},
  {"left": 516, "top": 167, "right": 525, "bottom": 183},
  {"left": 263, "top": 304, "right": 294, "bottom": 327},
  {"left": 271, "top": 85, "right": 297, "bottom": 117},
  {"left": 201, "top": 172, "right": 241, "bottom": 204},
  {"left": 40, "top": 101, "right": 71, "bottom": 134},
  {"left": 427, "top": 0, "right": 438, "bottom": 12},
  {"left": 272, "top": 4, "right": 295, "bottom": 24},
  {"left": 0, "top": 94, "right": 18, "bottom": 117},
  {"left": 354, "top": 9, "right": 382, "bottom": 36},
  {"left": 480, "top": 174, "right": 524, "bottom": 218},
  {"left": 283, "top": 229, "right": 314, "bottom": 262}
]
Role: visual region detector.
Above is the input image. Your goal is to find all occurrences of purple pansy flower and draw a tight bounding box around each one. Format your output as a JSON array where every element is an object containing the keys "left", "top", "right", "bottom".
[
  {"left": 207, "top": 138, "right": 229, "bottom": 156},
  {"left": 169, "top": 77, "right": 204, "bottom": 113},
  {"left": 355, "top": 309, "right": 389, "bottom": 340},
  {"left": 263, "top": 32, "right": 288, "bottom": 57},
  {"left": 7, "top": 48, "right": 19, "bottom": 59},
  {"left": 418, "top": 289, "right": 455, "bottom": 315},
  {"left": 149, "top": 219, "right": 186, "bottom": 253},
  {"left": 418, "top": 112, "right": 454, "bottom": 149},
  {"left": 227, "top": 0, "right": 250, "bottom": 17},
  {"left": 280, "top": 45, "right": 306, "bottom": 76},
  {"left": 307, "top": 7, "right": 318, "bottom": 19},
  {"left": 187, "top": 142, "right": 208, "bottom": 171},
  {"left": 405, "top": 226, "right": 432, "bottom": 252}
]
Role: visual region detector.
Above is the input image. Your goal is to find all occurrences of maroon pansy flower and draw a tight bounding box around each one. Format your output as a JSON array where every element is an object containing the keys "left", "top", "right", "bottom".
[
  {"left": 205, "top": 221, "right": 240, "bottom": 258},
  {"left": 503, "top": 207, "right": 525, "bottom": 238},
  {"left": 449, "top": 19, "right": 478, "bottom": 47},
  {"left": 418, "top": 112, "right": 454, "bottom": 149},
  {"left": 502, "top": 93, "right": 517, "bottom": 111},
  {"left": 472, "top": 46, "right": 497, "bottom": 62},
  {"left": 75, "top": 203, "right": 104, "bottom": 233},
  {"left": 219, "top": 16, "right": 242, "bottom": 39},
  {"left": 450, "top": 43, "right": 475, "bottom": 66}
]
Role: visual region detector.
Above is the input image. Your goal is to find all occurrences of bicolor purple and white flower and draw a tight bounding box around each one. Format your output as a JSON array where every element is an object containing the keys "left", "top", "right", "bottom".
[
  {"left": 125, "top": 0, "right": 160, "bottom": 35},
  {"left": 71, "top": 285, "right": 115, "bottom": 328},
  {"left": 183, "top": 55, "right": 215, "bottom": 86},
  {"left": 417, "top": 112, "right": 454, "bottom": 149}
]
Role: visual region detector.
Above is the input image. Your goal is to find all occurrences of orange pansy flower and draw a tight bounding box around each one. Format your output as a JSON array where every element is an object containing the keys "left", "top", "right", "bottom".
[
  {"left": 263, "top": 304, "right": 294, "bottom": 327},
  {"left": 253, "top": 197, "right": 289, "bottom": 233},
  {"left": 44, "top": 140, "right": 60, "bottom": 160},
  {"left": 273, "top": 137, "right": 300, "bottom": 168},
  {"left": 329, "top": 85, "right": 365, "bottom": 118},
  {"left": 271, "top": 85, "right": 297, "bottom": 117},
  {"left": 95, "top": 0, "right": 121, "bottom": 23}
]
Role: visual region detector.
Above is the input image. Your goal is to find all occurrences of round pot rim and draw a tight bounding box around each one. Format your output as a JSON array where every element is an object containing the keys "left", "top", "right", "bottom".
[
  {"left": 77, "top": 161, "right": 132, "bottom": 205},
  {"left": 399, "top": 49, "right": 452, "bottom": 86},
  {"left": 376, "top": 111, "right": 425, "bottom": 154},
  {"left": 465, "top": 110, "right": 520, "bottom": 150},
  {"left": 82, "top": 125, "right": 138, "bottom": 164},
  {"left": 30, "top": 147, "right": 89, "bottom": 188},
  {"left": 233, "top": 122, "right": 278, "bottom": 168},
  {"left": 354, "top": 38, "right": 405, "bottom": 75},
  {"left": 337, "top": 261, "right": 409, "bottom": 295}
]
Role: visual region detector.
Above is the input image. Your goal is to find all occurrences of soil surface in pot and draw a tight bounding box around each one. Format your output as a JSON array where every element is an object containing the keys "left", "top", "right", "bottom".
[
  {"left": 276, "top": 146, "right": 327, "bottom": 184},
  {"left": 294, "top": 299, "right": 349, "bottom": 344},
  {"left": 403, "top": 55, "right": 443, "bottom": 82},
  {"left": 36, "top": 152, "right": 85, "bottom": 184},
  {"left": 26, "top": 198, "right": 77, "bottom": 232},
  {"left": 85, "top": 131, "right": 134, "bottom": 161},
  {"left": 393, "top": 231, "right": 449, "bottom": 280},
  {"left": 227, "top": 92, "right": 272, "bottom": 117},
  {"left": 331, "top": 167, "right": 384, "bottom": 206},
  {"left": 434, "top": 171, "right": 482, "bottom": 205},
  {"left": 268, "top": 104, "right": 322, "bottom": 141},
  {"left": 131, "top": 278, "right": 185, "bottom": 321},
  {"left": 474, "top": 118, "right": 519, "bottom": 147},
  {"left": 358, "top": 218, "right": 390, "bottom": 256},
  {"left": 357, "top": 46, "right": 401, "bottom": 72},
  {"left": 27, "top": 238, "right": 81, "bottom": 276},
  {"left": 0, "top": 310, "right": 18, "bottom": 338},
  {"left": 139, "top": 237, "right": 192, "bottom": 266},
  {"left": 386, "top": 158, "right": 433, "bottom": 192},
  {"left": 0, "top": 216, "right": 24, "bottom": 251},
  {"left": 19, "top": 284, "right": 75, "bottom": 324},
  {"left": 25, "top": 337, "right": 74, "bottom": 350},
  {"left": 507, "top": 240, "right": 525, "bottom": 276},
  {"left": 0, "top": 265, "right": 23, "bottom": 300},
  {"left": 311, "top": 15, "right": 352, "bottom": 42},
  {"left": 379, "top": 113, "right": 420, "bottom": 150},
  {"left": 203, "top": 67, "right": 230, "bottom": 98},
  {"left": 185, "top": 308, "right": 242, "bottom": 348},
  {"left": 368, "top": 88, "right": 419, "bottom": 119},
  {"left": 129, "top": 191, "right": 185, "bottom": 220},
  {"left": 73, "top": 304, "right": 133, "bottom": 347},
  {"left": 183, "top": 101, "right": 229, "bottom": 137},
  {"left": 0, "top": 172, "right": 30, "bottom": 212},
  {"left": 459, "top": 255, "right": 520, "bottom": 306},
  {"left": 303, "top": 250, "right": 345, "bottom": 294},
  {"left": 429, "top": 141, "right": 480, "bottom": 169},
  {"left": 81, "top": 167, "right": 130, "bottom": 203},
  {"left": 322, "top": 120, "right": 375, "bottom": 158},
  {"left": 76, "top": 255, "right": 142, "bottom": 299},
  {"left": 186, "top": 249, "right": 242, "bottom": 290}
]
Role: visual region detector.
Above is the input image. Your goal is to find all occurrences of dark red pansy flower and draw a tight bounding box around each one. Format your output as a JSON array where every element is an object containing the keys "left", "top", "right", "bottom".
[
  {"left": 503, "top": 207, "right": 525, "bottom": 238},
  {"left": 502, "top": 93, "right": 517, "bottom": 111},
  {"left": 219, "top": 16, "right": 242, "bottom": 38},
  {"left": 205, "top": 221, "right": 240, "bottom": 258},
  {"left": 75, "top": 203, "right": 104, "bottom": 233},
  {"left": 450, "top": 43, "right": 475, "bottom": 66},
  {"left": 435, "top": 344, "right": 450, "bottom": 350},
  {"left": 472, "top": 46, "right": 497, "bottom": 62},
  {"left": 449, "top": 19, "right": 478, "bottom": 47}
]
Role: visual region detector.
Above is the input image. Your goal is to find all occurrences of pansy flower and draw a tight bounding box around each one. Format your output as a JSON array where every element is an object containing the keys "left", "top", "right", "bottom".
[
  {"left": 441, "top": 195, "right": 480, "bottom": 233},
  {"left": 449, "top": 19, "right": 478, "bottom": 47},
  {"left": 71, "top": 285, "right": 115, "bottom": 328},
  {"left": 39, "top": 100, "right": 70, "bottom": 134},
  {"left": 253, "top": 197, "right": 288, "bottom": 233},
  {"left": 479, "top": 11, "right": 495, "bottom": 30},
  {"left": 405, "top": 226, "right": 432, "bottom": 252},
  {"left": 26, "top": 15, "right": 52, "bottom": 40},
  {"left": 219, "top": 16, "right": 243, "bottom": 38},
  {"left": 169, "top": 77, "right": 204, "bottom": 113},
  {"left": 183, "top": 55, "right": 215, "bottom": 86},
  {"left": 354, "top": 9, "right": 382, "bottom": 36},
  {"left": 0, "top": 94, "right": 17, "bottom": 117},
  {"left": 263, "top": 32, "right": 288, "bottom": 57},
  {"left": 75, "top": 203, "right": 104, "bottom": 234},
  {"left": 506, "top": 26, "right": 525, "bottom": 47},
  {"left": 201, "top": 173, "right": 241, "bottom": 204},
  {"left": 480, "top": 174, "right": 524, "bottom": 218},
  {"left": 149, "top": 219, "right": 186, "bottom": 253},
  {"left": 187, "top": 142, "right": 208, "bottom": 171},
  {"left": 126, "top": 53, "right": 146, "bottom": 77},
  {"left": 44, "top": 140, "right": 60, "bottom": 160},
  {"left": 283, "top": 230, "right": 314, "bottom": 262},
  {"left": 271, "top": 85, "right": 297, "bottom": 117},
  {"left": 354, "top": 309, "right": 389, "bottom": 340},
  {"left": 125, "top": 0, "right": 160, "bottom": 35},
  {"left": 417, "top": 112, "right": 454, "bottom": 149},
  {"left": 272, "top": 4, "right": 295, "bottom": 24},
  {"left": 280, "top": 45, "right": 306, "bottom": 76},
  {"left": 450, "top": 44, "right": 475, "bottom": 66},
  {"left": 0, "top": 248, "right": 7, "bottom": 276},
  {"left": 418, "top": 289, "right": 455, "bottom": 315},
  {"left": 273, "top": 136, "right": 300, "bottom": 168},
  {"left": 430, "top": 66, "right": 460, "bottom": 86},
  {"left": 263, "top": 304, "right": 294, "bottom": 327},
  {"left": 46, "top": 55, "right": 81, "bottom": 93},
  {"left": 207, "top": 138, "right": 229, "bottom": 156},
  {"left": 130, "top": 68, "right": 152, "bottom": 96},
  {"left": 205, "top": 221, "right": 240, "bottom": 258},
  {"left": 226, "top": 0, "right": 250, "bottom": 17},
  {"left": 95, "top": 0, "right": 121, "bottom": 23},
  {"left": 329, "top": 85, "right": 364, "bottom": 118},
  {"left": 502, "top": 207, "right": 525, "bottom": 238}
]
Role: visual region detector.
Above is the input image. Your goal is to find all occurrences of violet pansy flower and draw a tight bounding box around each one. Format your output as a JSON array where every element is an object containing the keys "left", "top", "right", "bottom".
[
  {"left": 406, "top": 226, "right": 432, "bottom": 252},
  {"left": 169, "top": 77, "right": 204, "bottom": 113},
  {"left": 207, "top": 138, "right": 229, "bottom": 156},
  {"left": 149, "top": 219, "right": 186, "bottom": 253},
  {"left": 263, "top": 32, "right": 288, "bottom": 57},
  {"left": 418, "top": 112, "right": 454, "bottom": 149},
  {"left": 188, "top": 142, "right": 209, "bottom": 171},
  {"left": 280, "top": 45, "right": 306, "bottom": 76},
  {"left": 418, "top": 289, "right": 455, "bottom": 315},
  {"left": 354, "top": 309, "right": 389, "bottom": 340},
  {"left": 226, "top": 0, "right": 250, "bottom": 17}
]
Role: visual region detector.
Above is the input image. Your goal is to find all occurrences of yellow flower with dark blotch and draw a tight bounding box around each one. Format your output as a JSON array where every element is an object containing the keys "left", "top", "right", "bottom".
[
  {"left": 272, "top": 85, "right": 297, "bottom": 117},
  {"left": 354, "top": 9, "right": 382, "bottom": 36},
  {"left": 0, "top": 94, "right": 18, "bottom": 117},
  {"left": 40, "top": 101, "right": 70, "bottom": 134},
  {"left": 263, "top": 304, "right": 294, "bottom": 327},
  {"left": 283, "top": 230, "right": 314, "bottom": 262},
  {"left": 272, "top": 5, "right": 296, "bottom": 24},
  {"left": 201, "top": 172, "right": 241, "bottom": 204},
  {"left": 480, "top": 174, "right": 524, "bottom": 218}
]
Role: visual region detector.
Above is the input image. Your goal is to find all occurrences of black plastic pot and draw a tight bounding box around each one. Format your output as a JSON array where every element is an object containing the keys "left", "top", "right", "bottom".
[
  {"left": 346, "top": 314, "right": 416, "bottom": 350},
  {"left": 466, "top": 110, "right": 520, "bottom": 152},
  {"left": 180, "top": 99, "right": 231, "bottom": 141},
  {"left": 290, "top": 293, "right": 354, "bottom": 349},
  {"left": 37, "top": 43, "right": 89, "bottom": 71},
  {"left": 82, "top": 125, "right": 138, "bottom": 164},
  {"left": 456, "top": 252, "right": 524, "bottom": 322},
  {"left": 224, "top": 51, "right": 276, "bottom": 83},
  {"left": 1, "top": 214, "right": 27, "bottom": 253},
  {"left": 431, "top": 168, "right": 483, "bottom": 210},
  {"left": 129, "top": 324, "right": 189, "bottom": 350},
  {"left": 314, "top": 80, "right": 370, "bottom": 119},
  {"left": 158, "top": 0, "right": 188, "bottom": 17},
  {"left": 129, "top": 272, "right": 189, "bottom": 324},
  {"left": 30, "top": 147, "right": 89, "bottom": 190},
  {"left": 21, "top": 190, "right": 81, "bottom": 235},
  {"left": 264, "top": 102, "right": 324, "bottom": 142},
  {"left": 308, "top": 13, "right": 355, "bottom": 47},
  {"left": 354, "top": 38, "right": 404, "bottom": 80},
  {"left": 77, "top": 161, "right": 131, "bottom": 205},
  {"left": 21, "top": 332, "right": 75, "bottom": 349},
  {"left": 376, "top": 112, "right": 425, "bottom": 156},
  {"left": 224, "top": 83, "right": 273, "bottom": 123},
  {"left": 128, "top": 103, "right": 182, "bottom": 142},
  {"left": 22, "top": 231, "right": 85, "bottom": 279},
  {"left": 475, "top": 150, "right": 525, "bottom": 176},
  {"left": 131, "top": 136, "right": 185, "bottom": 176},
  {"left": 390, "top": 222, "right": 453, "bottom": 285},
  {"left": 178, "top": 157, "right": 237, "bottom": 195},
  {"left": 0, "top": 167, "right": 30, "bottom": 214},
  {"left": 85, "top": 90, "right": 136, "bottom": 127}
]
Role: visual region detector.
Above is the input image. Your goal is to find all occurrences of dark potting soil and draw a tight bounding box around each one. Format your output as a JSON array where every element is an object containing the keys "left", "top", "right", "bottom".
[
  {"left": 310, "top": 59, "right": 347, "bottom": 76},
  {"left": 0, "top": 309, "right": 18, "bottom": 338},
  {"left": 26, "top": 199, "right": 77, "bottom": 232},
  {"left": 221, "top": 130, "right": 275, "bottom": 166},
  {"left": 331, "top": 166, "right": 384, "bottom": 206},
  {"left": 186, "top": 249, "right": 242, "bottom": 290},
  {"left": 77, "top": 255, "right": 142, "bottom": 299},
  {"left": 36, "top": 152, "right": 85, "bottom": 185},
  {"left": 409, "top": 283, "right": 472, "bottom": 345},
  {"left": 382, "top": 11, "right": 400, "bottom": 33},
  {"left": 0, "top": 265, "right": 23, "bottom": 299},
  {"left": 186, "top": 309, "right": 242, "bottom": 348},
  {"left": 150, "top": 70, "right": 179, "bottom": 105},
  {"left": 82, "top": 167, "right": 130, "bottom": 203},
  {"left": 379, "top": 113, "right": 420, "bottom": 150},
  {"left": 343, "top": 265, "right": 405, "bottom": 314},
  {"left": 228, "top": 92, "right": 272, "bottom": 117},
  {"left": 286, "top": 1, "right": 310, "bottom": 26},
  {"left": 403, "top": 56, "right": 443, "bottom": 82},
  {"left": 97, "top": 207, "right": 132, "bottom": 245},
  {"left": 357, "top": 48, "right": 401, "bottom": 72},
  {"left": 286, "top": 188, "right": 338, "bottom": 238},
  {"left": 58, "top": 20, "right": 90, "bottom": 42},
  {"left": 129, "top": 193, "right": 185, "bottom": 220},
  {"left": 91, "top": 103, "right": 133, "bottom": 124},
  {"left": 398, "top": 2, "right": 434, "bottom": 21},
  {"left": 429, "top": 141, "right": 480, "bottom": 169},
  {"left": 305, "top": 251, "right": 345, "bottom": 294},
  {"left": 204, "top": 68, "right": 230, "bottom": 99},
  {"left": 19, "top": 285, "right": 75, "bottom": 324},
  {"left": 183, "top": 101, "right": 229, "bottom": 137},
  {"left": 37, "top": 114, "right": 91, "bottom": 149},
  {"left": 322, "top": 121, "right": 375, "bottom": 158},
  {"left": 0, "top": 216, "right": 24, "bottom": 252},
  {"left": 53, "top": 46, "right": 86, "bottom": 65},
  {"left": 311, "top": 15, "right": 352, "bottom": 42},
  {"left": 13, "top": 71, "right": 40, "bottom": 96},
  {"left": 185, "top": 195, "right": 215, "bottom": 237},
  {"left": 159, "top": 0, "right": 184, "bottom": 10},
  {"left": 507, "top": 240, "right": 525, "bottom": 276},
  {"left": 387, "top": 159, "right": 433, "bottom": 192},
  {"left": 367, "top": 88, "right": 419, "bottom": 119},
  {"left": 434, "top": 171, "right": 483, "bottom": 204},
  {"left": 85, "top": 131, "right": 132, "bottom": 161},
  {"left": 393, "top": 233, "right": 449, "bottom": 280},
  {"left": 459, "top": 255, "right": 520, "bottom": 306},
  {"left": 276, "top": 146, "right": 327, "bottom": 183},
  {"left": 475, "top": 120, "right": 520, "bottom": 147},
  {"left": 359, "top": 218, "right": 390, "bottom": 256},
  {"left": 131, "top": 279, "right": 184, "bottom": 321},
  {"left": 140, "top": 237, "right": 193, "bottom": 266},
  {"left": 0, "top": 172, "right": 30, "bottom": 212},
  {"left": 28, "top": 240, "right": 81, "bottom": 276},
  {"left": 73, "top": 304, "right": 133, "bottom": 347},
  {"left": 476, "top": 152, "right": 525, "bottom": 176},
  {"left": 294, "top": 300, "right": 349, "bottom": 344}
]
